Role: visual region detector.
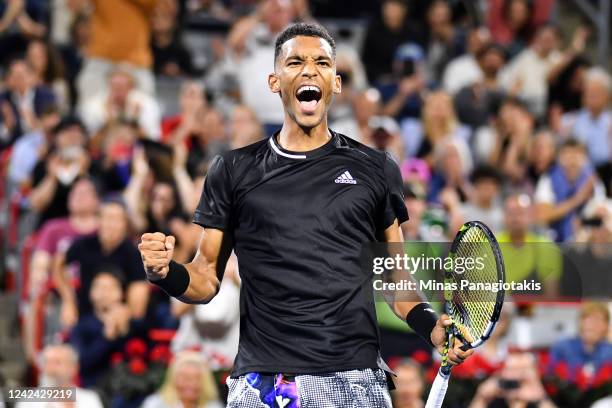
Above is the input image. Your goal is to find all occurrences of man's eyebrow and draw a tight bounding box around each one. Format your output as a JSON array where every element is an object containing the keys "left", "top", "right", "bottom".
[{"left": 285, "top": 54, "right": 332, "bottom": 62}]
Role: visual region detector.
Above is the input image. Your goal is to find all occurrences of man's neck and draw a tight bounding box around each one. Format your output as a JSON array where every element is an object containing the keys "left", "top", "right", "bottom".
[{"left": 277, "top": 118, "right": 331, "bottom": 152}]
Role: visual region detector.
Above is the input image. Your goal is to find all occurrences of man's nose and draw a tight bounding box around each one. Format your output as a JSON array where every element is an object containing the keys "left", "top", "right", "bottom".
[{"left": 301, "top": 61, "right": 317, "bottom": 77}]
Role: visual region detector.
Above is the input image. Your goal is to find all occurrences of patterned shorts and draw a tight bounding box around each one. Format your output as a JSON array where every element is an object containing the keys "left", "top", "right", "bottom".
[{"left": 226, "top": 368, "right": 392, "bottom": 408}]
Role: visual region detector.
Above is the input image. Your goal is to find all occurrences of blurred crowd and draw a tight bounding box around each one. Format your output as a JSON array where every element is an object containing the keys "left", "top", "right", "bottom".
[{"left": 0, "top": 0, "right": 611, "bottom": 407}]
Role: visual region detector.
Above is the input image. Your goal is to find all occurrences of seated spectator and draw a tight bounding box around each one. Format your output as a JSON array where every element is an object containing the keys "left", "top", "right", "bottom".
[
  {"left": 378, "top": 43, "right": 426, "bottom": 122},
  {"left": 559, "top": 68, "right": 611, "bottom": 175},
  {"left": 487, "top": 0, "right": 540, "bottom": 57},
  {"left": 426, "top": 135, "right": 473, "bottom": 204},
  {"left": 185, "top": 108, "right": 229, "bottom": 175},
  {"left": 72, "top": 0, "right": 157, "bottom": 100},
  {"left": 56, "top": 199, "right": 149, "bottom": 329},
  {"left": 151, "top": 1, "right": 195, "bottom": 77},
  {"left": 461, "top": 165, "right": 504, "bottom": 232},
  {"left": 142, "top": 351, "right": 222, "bottom": 408},
  {"left": 28, "top": 116, "right": 91, "bottom": 228},
  {"left": 392, "top": 359, "right": 425, "bottom": 408},
  {"left": 424, "top": 0, "right": 466, "bottom": 85},
  {"left": 547, "top": 26, "right": 590, "bottom": 115},
  {"left": 79, "top": 68, "right": 161, "bottom": 140},
  {"left": 24, "top": 177, "right": 99, "bottom": 360},
  {"left": 0, "top": 58, "right": 56, "bottom": 148},
  {"left": 229, "top": 105, "right": 264, "bottom": 149},
  {"left": 15, "top": 344, "right": 103, "bottom": 408},
  {"left": 26, "top": 39, "right": 70, "bottom": 112},
  {"left": 499, "top": 24, "right": 562, "bottom": 119},
  {"left": 401, "top": 90, "right": 470, "bottom": 164},
  {"left": 8, "top": 104, "right": 60, "bottom": 186},
  {"left": 562, "top": 212, "right": 612, "bottom": 298},
  {"left": 548, "top": 303, "right": 612, "bottom": 387},
  {"left": 361, "top": 0, "right": 424, "bottom": 84},
  {"left": 93, "top": 120, "right": 140, "bottom": 193},
  {"left": 59, "top": 13, "right": 91, "bottom": 111},
  {"left": 535, "top": 139, "right": 607, "bottom": 242},
  {"left": 227, "top": 0, "right": 294, "bottom": 130},
  {"left": 525, "top": 130, "right": 557, "bottom": 189},
  {"left": 70, "top": 269, "right": 145, "bottom": 388},
  {"left": 454, "top": 43, "right": 506, "bottom": 134},
  {"left": 469, "top": 352, "right": 556, "bottom": 408},
  {"left": 442, "top": 26, "right": 491, "bottom": 96},
  {"left": 497, "top": 194, "right": 562, "bottom": 296},
  {"left": 161, "top": 80, "right": 208, "bottom": 144}
]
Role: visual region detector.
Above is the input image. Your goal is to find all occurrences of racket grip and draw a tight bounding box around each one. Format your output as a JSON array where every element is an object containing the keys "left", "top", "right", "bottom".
[{"left": 425, "top": 369, "right": 450, "bottom": 408}]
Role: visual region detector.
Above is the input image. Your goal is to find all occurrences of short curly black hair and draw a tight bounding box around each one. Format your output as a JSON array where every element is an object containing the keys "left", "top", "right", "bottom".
[{"left": 274, "top": 23, "right": 336, "bottom": 65}]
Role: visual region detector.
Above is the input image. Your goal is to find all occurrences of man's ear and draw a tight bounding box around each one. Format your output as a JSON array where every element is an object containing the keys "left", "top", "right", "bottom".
[
  {"left": 333, "top": 73, "right": 342, "bottom": 94},
  {"left": 268, "top": 73, "right": 280, "bottom": 93}
]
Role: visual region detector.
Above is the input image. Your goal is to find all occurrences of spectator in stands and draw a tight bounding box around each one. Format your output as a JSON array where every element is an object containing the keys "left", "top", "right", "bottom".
[
  {"left": 535, "top": 139, "right": 606, "bottom": 242},
  {"left": 59, "top": 13, "right": 91, "bottom": 111},
  {"left": 497, "top": 194, "right": 562, "bottom": 296},
  {"left": 0, "top": 0, "right": 48, "bottom": 66},
  {"left": 0, "top": 58, "right": 56, "bottom": 147},
  {"left": 70, "top": 269, "right": 145, "bottom": 388},
  {"left": 559, "top": 68, "right": 612, "bottom": 172},
  {"left": 28, "top": 117, "right": 90, "bottom": 227},
  {"left": 461, "top": 165, "right": 504, "bottom": 232},
  {"left": 8, "top": 104, "right": 60, "bottom": 186},
  {"left": 162, "top": 80, "right": 208, "bottom": 144},
  {"left": 71, "top": 0, "right": 157, "bottom": 101},
  {"left": 391, "top": 359, "right": 425, "bottom": 408},
  {"left": 487, "top": 0, "right": 537, "bottom": 57},
  {"left": 56, "top": 199, "right": 149, "bottom": 329},
  {"left": 24, "top": 177, "right": 99, "bottom": 360},
  {"left": 80, "top": 68, "right": 161, "bottom": 140},
  {"left": 525, "top": 129, "right": 557, "bottom": 189},
  {"left": 378, "top": 43, "right": 426, "bottom": 122},
  {"left": 26, "top": 39, "right": 70, "bottom": 112},
  {"left": 142, "top": 351, "right": 223, "bottom": 408},
  {"left": 548, "top": 302, "right": 612, "bottom": 385},
  {"left": 442, "top": 26, "right": 491, "bottom": 96},
  {"left": 185, "top": 108, "right": 229, "bottom": 175},
  {"left": 226, "top": 0, "right": 294, "bottom": 130},
  {"left": 361, "top": 0, "right": 424, "bottom": 84},
  {"left": 424, "top": 0, "right": 465, "bottom": 85},
  {"left": 427, "top": 136, "right": 473, "bottom": 205},
  {"left": 499, "top": 24, "right": 562, "bottom": 118},
  {"left": 469, "top": 352, "right": 556, "bottom": 408},
  {"left": 402, "top": 90, "right": 470, "bottom": 164},
  {"left": 16, "top": 344, "right": 103, "bottom": 408},
  {"left": 123, "top": 146, "right": 198, "bottom": 263},
  {"left": 454, "top": 43, "right": 506, "bottom": 133},
  {"left": 547, "top": 25, "right": 590, "bottom": 115},
  {"left": 229, "top": 104, "right": 264, "bottom": 149},
  {"left": 151, "top": 1, "right": 195, "bottom": 77},
  {"left": 93, "top": 120, "right": 139, "bottom": 193}
]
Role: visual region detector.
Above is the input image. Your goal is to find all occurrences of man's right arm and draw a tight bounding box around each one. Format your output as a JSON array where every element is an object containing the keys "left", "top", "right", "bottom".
[{"left": 139, "top": 228, "right": 232, "bottom": 304}]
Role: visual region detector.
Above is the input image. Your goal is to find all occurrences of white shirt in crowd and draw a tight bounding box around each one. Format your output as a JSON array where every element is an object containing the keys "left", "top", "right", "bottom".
[
  {"left": 442, "top": 54, "right": 483, "bottom": 95},
  {"left": 14, "top": 387, "right": 103, "bottom": 408}
]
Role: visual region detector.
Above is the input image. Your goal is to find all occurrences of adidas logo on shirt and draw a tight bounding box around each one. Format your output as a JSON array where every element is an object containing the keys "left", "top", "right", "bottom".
[{"left": 335, "top": 171, "right": 357, "bottom": 184}]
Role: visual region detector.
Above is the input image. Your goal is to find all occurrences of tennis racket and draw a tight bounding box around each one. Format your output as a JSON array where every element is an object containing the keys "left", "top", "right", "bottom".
[{"left": 425, "top": 221, "right": 505, "bottom": 408}]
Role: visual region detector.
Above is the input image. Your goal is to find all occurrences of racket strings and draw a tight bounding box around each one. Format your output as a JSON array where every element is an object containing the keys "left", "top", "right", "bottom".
[{"left": 448, "top": 227, "right": 498, "bottom": 343}]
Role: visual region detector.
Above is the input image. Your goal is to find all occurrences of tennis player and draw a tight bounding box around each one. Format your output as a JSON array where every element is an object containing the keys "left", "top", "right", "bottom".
[{"left": 139, "top": 23, "right": 473, "bottom": 407}]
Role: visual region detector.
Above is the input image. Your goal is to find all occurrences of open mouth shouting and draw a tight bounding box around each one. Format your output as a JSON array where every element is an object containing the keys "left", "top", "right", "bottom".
[{"left": 296, "top": 84, "right": 322, "bottom": 115}]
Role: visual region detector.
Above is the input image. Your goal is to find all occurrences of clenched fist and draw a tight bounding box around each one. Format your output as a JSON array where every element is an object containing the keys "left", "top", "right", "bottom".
[{"left": 138, "top": 232, "right": 175, "bottom": 281}]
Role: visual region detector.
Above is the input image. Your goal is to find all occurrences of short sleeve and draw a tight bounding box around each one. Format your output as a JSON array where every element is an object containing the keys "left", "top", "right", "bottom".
[
  {"left": 534, "top": 175, "right": 554, "bottom": 204},
  {"left": 35, "top": 221, "right": 58, "bottom": 254},
  {"left": 379, "top": 153, "right": 409, "bottom": 229},
  {"left": 193, "top": 155, "right": 233, "bottom": 230}
]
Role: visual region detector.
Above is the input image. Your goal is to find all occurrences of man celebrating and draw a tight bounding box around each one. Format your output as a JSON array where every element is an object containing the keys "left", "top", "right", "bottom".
[{"left": 139, "top": 23, "right": 471, "bottom": 407}]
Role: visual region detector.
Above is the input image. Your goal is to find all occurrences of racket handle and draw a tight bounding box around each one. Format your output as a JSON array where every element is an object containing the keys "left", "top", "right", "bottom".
[{"left": 425, "top": 369, "right": 450, "bottom": 408}]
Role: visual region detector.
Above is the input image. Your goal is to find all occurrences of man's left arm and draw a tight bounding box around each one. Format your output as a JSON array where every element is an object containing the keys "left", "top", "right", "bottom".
[{"left": 383, "top": 220, "right": 473, "bottom": 366}]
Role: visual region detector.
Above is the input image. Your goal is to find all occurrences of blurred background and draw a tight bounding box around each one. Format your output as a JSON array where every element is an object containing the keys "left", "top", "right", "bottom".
[{"left": 0, "top": 0, "right": 611, "bottom": 407}]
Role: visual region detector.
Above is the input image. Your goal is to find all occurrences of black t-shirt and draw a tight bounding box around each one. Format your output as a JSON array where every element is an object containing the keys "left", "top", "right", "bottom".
[
  {"left": 65, "top": 235, "right": 146, "bottom": 314},
  {"left": 194, "top": 131, "right": 408, "bottom": 377}
]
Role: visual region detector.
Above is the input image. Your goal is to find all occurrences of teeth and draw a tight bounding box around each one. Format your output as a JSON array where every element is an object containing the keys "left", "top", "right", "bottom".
[{"left": 297, "top": 85, "right": 321, "bottom": 95}]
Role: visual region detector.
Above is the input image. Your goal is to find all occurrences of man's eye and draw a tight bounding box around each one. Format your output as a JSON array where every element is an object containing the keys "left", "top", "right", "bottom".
[
  {"left": 288, "top": 61, "right": 300, "bottom": 66},
  {"left": 318, "top": 61, "right": 330, "bottom": 66}
]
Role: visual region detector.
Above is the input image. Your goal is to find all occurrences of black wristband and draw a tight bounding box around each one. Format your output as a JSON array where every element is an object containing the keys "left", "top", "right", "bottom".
[
  {"left": 406, "top": 303, "right": 438, "bottom": 347},
  {"left": 149, "top": 260, "right": 190, "bottom": 297}
]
